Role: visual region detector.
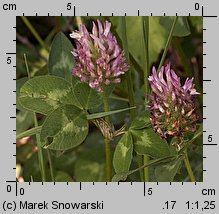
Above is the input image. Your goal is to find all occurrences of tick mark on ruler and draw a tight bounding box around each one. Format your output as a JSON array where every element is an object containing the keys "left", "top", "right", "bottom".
[
  {"left": 203, "top": 79, "right": 211, "bottom": 82},
  {"left": 203, "top": 143, "right": 218, "bottom": 146},
  {"left": 15, "top": 182, "right": 18, "bottom": 196},
  {"left": 79, "top": 182, "right": 82, "bottom": 190},
  {"left": 202, "top": 6, "right": 218, "bottom": 17},
  {"left": 10, "top": 116, "right": 16, "bottom": 119},
  {"left": 203, "top": 15, "right": 218, "bottom": 18}
]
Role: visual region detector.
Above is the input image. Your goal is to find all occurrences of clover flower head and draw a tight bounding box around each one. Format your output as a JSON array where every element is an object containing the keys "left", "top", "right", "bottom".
[
  {"left": 148, "top": 63, "right": 199, "bottom": 139},
  {"left": 70, "top": 20, "right": 129, "bottom": 93}
]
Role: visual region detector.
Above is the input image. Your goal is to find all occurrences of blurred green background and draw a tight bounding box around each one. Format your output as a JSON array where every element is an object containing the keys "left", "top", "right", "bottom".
[{"left": 16, "top": 16, "right": 203, "bottom": 182}]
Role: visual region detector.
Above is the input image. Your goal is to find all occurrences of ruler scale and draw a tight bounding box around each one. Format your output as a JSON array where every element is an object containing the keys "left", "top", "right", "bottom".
[{"left": 0, "top": 0, "right": 218, "bottom": 213}]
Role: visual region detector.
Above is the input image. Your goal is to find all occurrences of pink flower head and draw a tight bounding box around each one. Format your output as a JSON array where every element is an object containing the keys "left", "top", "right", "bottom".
[
  {"left": 70, "top": 20, "right": 129, "bottom": 93},
  {"left": 148, "top": 63, "right": 200, "bottom": 139}
]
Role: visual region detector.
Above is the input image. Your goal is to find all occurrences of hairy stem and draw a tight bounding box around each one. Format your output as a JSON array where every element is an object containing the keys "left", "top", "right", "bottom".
[
  {"left": 183, "top": 151, "right": 196, "bottom": 182},
  {"left": 103, "top": 92, "right": 112, "bottom": 181}
]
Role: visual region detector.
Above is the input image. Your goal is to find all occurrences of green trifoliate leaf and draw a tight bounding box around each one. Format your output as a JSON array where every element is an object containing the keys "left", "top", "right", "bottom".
[
  {"left": 19, "top": 75, "right": 79, "bottom": 115},
  {"left": 155, "top": 158, "right": 182, "bottom": 182},
  {"left": 131, "top": 128, "right": 171, "bottom": 159},
  {"left": 113, "top": 132, "right": 133, "bottom": 174},
  {"left": 48, "top": 32, "right": 74, "bottom": 82},
  {"left": 40, "top": 104, "right": 88, "bottom": 150}
]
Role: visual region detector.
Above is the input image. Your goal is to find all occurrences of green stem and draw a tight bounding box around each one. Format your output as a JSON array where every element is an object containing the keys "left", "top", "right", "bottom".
[
  {"left": 121, "top": 17, "right": 145, "bottom": 181},
  {"left": 183, "top": 151, "right": 196, "bottom": 182},
  {"left": 75, "top": 16, "right": 83, "bottom": 28},
  {"left": 142, "top": 17, "right": 150, "bottom": 182},
  {"left": 47, "top": 150, "right": 55, "bottom": 182},
  {"left": 142, "top": 17, "right": 150, "bottom": 96},
  {"left": 143, "top": 156, "right": 149, "bottom": 181},
  {"left": 16, "top": 126, "right": 42, "bottom": 140},
  {"left": 157, "top": 16, "right": 178, "bottom": 72},
  {"left": 131, "top": 156, "right": 177, "bottom": 175},
  {"left": 34, "top": 114, "right": 46, "bottom": 182},
  {"left": 121, "top": 17, "right": 137, "bottom": 120},
  {"left": 24, "top": 54, "right": 46, "bottom": 182},
  {"left": 21, "top": 17, "right": 49, "bottom": 52},
  {"left": 103, "top": 92, "right": 112, "bottom": 181},
  {"left": 136, "top": 155, "right": 144, "bottom": 181}
]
